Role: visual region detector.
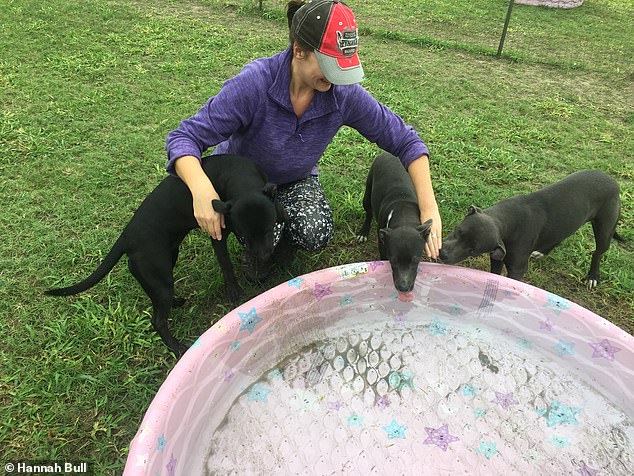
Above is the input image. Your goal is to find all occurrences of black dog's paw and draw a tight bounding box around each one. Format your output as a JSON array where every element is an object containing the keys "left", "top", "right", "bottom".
[
  {"left": 172, "top": 342, "right": 190, "bottom": 359},
  {"left": 585, "top": 274, "right": 599, "bottom": 290},
  {"left": 225, "top": 285, "right": 243, "bottom": 303},
  {"left": 172, "top": 297, "right": 186, "bottom": 308},
  {"left": 356, "top": 233, "right": 368, "bottom": 243}
]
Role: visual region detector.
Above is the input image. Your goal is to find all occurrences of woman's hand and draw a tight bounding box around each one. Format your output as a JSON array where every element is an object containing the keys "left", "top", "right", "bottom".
[
  {"left": 421, "top": 204, "right": 442, "bottom": 260},
  {"left": 192, "top": 185, "right": 225, "bottom": 240},
  {"left": 174, "top": 155, "right": 225, "bottom": 240}
]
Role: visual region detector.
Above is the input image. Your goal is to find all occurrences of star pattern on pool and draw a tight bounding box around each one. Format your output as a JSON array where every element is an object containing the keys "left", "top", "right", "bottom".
[
  {"left": 247, "top": 383, "right": 272, "bottom": 402},
  {"left": 375, "top": 395, "right": 390, "bottom": 409},
  {"left": 428, "top": 318, "right": 448, "bottom": 336},
  {"left": 268, "top": 368, "right": 283, "bottom": 380},
  {"left": 448, "top": 304, "right": 463, "bottom": 316},
  {"left": 577, "top": 461, "right": 600, "bottom": 475},
  {"left": 157, "top": 434, "right": 166, "bottom": 452},
  {"left": 539, "top": 400, "right": 581, "bottom": 427},
  {"left": 477, "top": 441, "right": 498, "bottom": 459},
  {"left": 313, "top": 283, "right": 332, "bottom": 300},
  {"left": 589, "top": 338, "right": 621, "bottom": 361},
  {"left": 389, "top": 370, "right": 415, "bottom": 391},
  {"left": 368, "top": 261, "right": 385, "bottom": 271},
  {"left": 238, "top": 307, "right": 262, "bottom": 334},
  {"left": 340, "top": 295, "right": 353, "bottom": 306},
  {"left": 288, "top": 277, "right": 304, "bottom": 288},
  {"left": 461, "top": 384, "right": 477, "bottom": 397},
  {"left": 555, "top": 339, "right": 575, "bottom": 357},
  {"left": 551, "top": 435, "right": 572, "bottom": 449},
  {"left": 393, "top": 312, "right": 407, "bottom": 327},
  {"left": 384, "top": 420, "right": 408, "bottom": 439},
  {"left": 229, "top": 340, "right": 241, "bottom": 352},
  {"left": 423, "top": 424, "right": 459, "bottom": 451},
  {"left": 347, "top": 413, "right": 364, "bottom": 427},
  {"left": 517, "top": 338, "right": 532, "bottom": 349},
  {"left": 544, "top": 293, "right": 571, "bottom": 314},
  {"left": 166, "top": 453, "right": 177, "bottom": 476},
  {"left": 491, "top": 391, "right": 518, "bottom": 409}
]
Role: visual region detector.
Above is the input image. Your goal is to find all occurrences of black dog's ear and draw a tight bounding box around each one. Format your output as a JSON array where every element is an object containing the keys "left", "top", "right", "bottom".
[
  {"left": 417, "top": 219, "right": 433, "bottom": 238},
  {"left": 262, "top": 183, "right": 278, "bottom": 199},
  {"left": 468, "top": 205, "right": 482, "bottom": 216},
  {"left": 212, "top": 199, "right": 232, "bottom": 215},
  {"left": 490, "top": 242, "right": 506, "bottom": 261},
  {"left": 379, "top": 227, "right": 390, "bottom": 244}
]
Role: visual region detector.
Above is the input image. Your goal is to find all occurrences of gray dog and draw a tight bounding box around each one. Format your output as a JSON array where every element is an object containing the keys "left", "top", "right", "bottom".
[{"left": 440, "top": 170, "right": 622, "bottom": 288}]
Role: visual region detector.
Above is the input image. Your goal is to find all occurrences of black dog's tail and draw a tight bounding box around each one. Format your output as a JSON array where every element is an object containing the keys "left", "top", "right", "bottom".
[
  {"left": 46, "top": 237, "right": 126, "bottom": 296},
  {"left": 614, "top": 230, "right": 625, "bottom": 243}
]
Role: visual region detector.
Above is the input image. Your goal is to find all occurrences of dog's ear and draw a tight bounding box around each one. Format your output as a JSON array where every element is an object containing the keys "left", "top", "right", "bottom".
[
  {"left": 490, "top": 242, "right": 506, "bottom": 261},
  {"left": 262, "top": 183, "right": 278, "bottom": 199},
  {"left": 468, "top": 206, "right": 482, "bottom": 216},
  {"left": 212, "top": 199, "right": 232, "bottom": 215},
  {"left": 379, "top": 227, "right": 390, "bottom": 244},
  {"left": 417, "top": 219, "right": 433, "bottom": 238}
]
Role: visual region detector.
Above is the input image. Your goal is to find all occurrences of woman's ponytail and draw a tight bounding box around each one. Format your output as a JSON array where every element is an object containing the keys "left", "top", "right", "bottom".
[{"left": 287, "top": 1, "right": 306, "bottom": 45}]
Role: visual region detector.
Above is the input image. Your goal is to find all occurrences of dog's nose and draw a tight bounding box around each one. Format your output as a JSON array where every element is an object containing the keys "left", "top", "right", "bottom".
[{"left": 395, "top": 280, "right": 414, "bottom": 293}]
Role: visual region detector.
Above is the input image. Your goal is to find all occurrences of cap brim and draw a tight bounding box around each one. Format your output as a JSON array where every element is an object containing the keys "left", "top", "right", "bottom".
[{"left": 315, "top": 50, "right": 365, "bottom": 86}]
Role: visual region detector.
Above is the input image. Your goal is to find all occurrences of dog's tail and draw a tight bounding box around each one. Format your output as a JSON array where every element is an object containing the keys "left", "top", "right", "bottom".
[{"left": 46, "top": 238, "right": 126, "bottom": 296}]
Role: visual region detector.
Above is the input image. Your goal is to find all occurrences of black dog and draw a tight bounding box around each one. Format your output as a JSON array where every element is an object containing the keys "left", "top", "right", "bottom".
[
  {"left": 357, "top": 152, "right": 432, "bottom": 300},
  {"left": 46, "top": 154, "right": 285, "bottom": 357},
  {"left": 440, "top": 170, "right": 622, "bottom": 288}
]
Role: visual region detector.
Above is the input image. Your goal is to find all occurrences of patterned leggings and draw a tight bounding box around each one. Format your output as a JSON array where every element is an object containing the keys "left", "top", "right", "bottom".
[{"left": 273, "top": 176, "right": 334, "bottom": 252}]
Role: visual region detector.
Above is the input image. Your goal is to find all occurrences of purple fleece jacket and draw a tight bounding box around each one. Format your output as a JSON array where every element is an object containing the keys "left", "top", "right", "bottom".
[{"left": 166, "top": 48, "right": 428, "bottom": 185}]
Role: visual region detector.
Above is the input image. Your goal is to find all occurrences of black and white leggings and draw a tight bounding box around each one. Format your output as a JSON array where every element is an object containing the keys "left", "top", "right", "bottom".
[{"left": 273, "top": 176, "right": 334, "bottom": 251}]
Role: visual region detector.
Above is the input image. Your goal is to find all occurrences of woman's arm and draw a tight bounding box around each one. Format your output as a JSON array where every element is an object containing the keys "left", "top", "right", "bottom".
[
  {"left": 407, "top": 155, "right": 442, "bottom": 259},
  {"left": 166, "top": 63, "right": 263, "bottom": 238},
  {"left": 174, "top": 155, "right": 225, "bottom": 240}
]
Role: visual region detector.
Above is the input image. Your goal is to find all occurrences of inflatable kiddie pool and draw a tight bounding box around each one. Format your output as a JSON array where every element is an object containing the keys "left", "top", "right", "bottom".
[{"left": 125, "top": 262, "right": 633, "bottom": 475}]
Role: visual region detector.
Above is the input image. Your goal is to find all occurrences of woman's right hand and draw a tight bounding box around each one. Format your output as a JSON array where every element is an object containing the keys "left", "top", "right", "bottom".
[
  {"left": 192, "top": 184, "right": 225, "bottom": 240},
  {"left": 174, "top": 155, "right": 225, "bottom": 240}
]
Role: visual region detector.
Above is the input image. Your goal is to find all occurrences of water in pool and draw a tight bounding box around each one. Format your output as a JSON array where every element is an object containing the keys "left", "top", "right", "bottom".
[{"left": 204, "top": 310, "right": 633, "bottom": 475}]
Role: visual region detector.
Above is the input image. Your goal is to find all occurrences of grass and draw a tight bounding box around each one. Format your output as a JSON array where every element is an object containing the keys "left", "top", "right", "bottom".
[{"left": 1, "top": 0, "right": 632, "bottom": 473}]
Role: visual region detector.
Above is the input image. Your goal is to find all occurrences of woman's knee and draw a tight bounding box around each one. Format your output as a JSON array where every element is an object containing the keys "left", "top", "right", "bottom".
[{"left": 287, "top": 209, "right": 334, "bottom": 251}]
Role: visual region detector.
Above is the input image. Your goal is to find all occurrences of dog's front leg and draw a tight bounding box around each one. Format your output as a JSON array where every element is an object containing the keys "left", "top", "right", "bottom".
[
  {"left": 504, "top": 253, "right": 529, "bottom": 282},
  {"left": 489, "top": 257, "right": 504, "bottom": 275},
  {"left": 211, "top": 237, "right": 243, "bottom": 302}
]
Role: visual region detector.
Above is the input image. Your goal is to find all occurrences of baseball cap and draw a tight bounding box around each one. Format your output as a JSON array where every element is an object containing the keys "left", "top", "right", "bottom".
[{"left": 292, "top": 0, "right": 365, "bottom": 85}]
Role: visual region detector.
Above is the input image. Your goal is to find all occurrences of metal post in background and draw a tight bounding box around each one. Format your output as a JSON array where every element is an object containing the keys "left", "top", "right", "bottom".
[{"left": 497, "top": 0, "right": 515, "bottom": 57}]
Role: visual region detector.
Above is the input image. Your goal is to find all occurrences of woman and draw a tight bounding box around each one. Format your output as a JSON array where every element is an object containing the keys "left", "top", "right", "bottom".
[{"left": 166, "top": 0, "right": 442, "bottom": 279}]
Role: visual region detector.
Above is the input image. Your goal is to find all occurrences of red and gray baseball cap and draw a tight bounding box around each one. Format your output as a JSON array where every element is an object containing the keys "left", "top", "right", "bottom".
[{"left": 292, "top": 0, "right": 365, "bottom": 85}]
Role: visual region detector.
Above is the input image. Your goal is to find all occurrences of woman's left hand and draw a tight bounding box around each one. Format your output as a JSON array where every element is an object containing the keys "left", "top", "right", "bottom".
[{"left": 421, "top": 204, "right": 442, "bottom": 260}]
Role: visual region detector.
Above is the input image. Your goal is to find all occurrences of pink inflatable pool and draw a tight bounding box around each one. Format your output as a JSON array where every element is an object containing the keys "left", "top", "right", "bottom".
[{"left": 125, "top": 262, "right": 633, "bottom": 475}]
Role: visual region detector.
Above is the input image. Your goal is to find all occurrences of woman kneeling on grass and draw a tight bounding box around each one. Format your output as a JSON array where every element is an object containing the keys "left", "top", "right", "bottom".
[{"left": 166, "top": 0, "right": 442, "bottom": 280}]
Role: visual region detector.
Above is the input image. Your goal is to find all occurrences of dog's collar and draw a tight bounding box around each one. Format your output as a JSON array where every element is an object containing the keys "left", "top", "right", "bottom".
[{"left": 386, "top": 209, "right": 394, "bottom": 229}]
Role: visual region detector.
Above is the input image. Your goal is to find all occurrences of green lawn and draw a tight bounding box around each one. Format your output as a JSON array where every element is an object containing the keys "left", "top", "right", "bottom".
[{"left": 1, "top": 0, "right": 632, "bottom": 473}]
